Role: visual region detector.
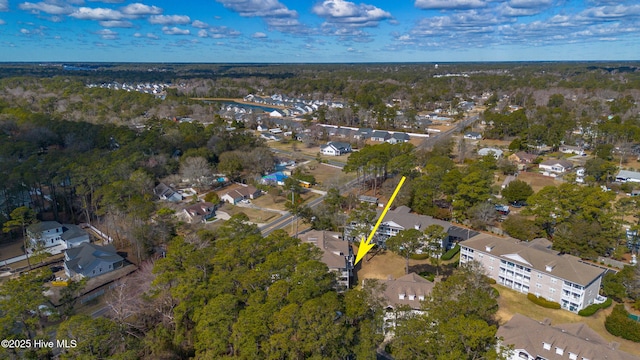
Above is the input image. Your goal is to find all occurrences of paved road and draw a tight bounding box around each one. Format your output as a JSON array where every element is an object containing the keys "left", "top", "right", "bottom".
[
  {"left": 417, "top": 115, "right": 479, "bottom": 150},
  {"left": 259, "top": 175, "right": 365, "bottom": 236}
]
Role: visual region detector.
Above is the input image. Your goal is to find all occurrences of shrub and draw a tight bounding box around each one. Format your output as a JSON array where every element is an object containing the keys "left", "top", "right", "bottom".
[
  {"left": 527, "top": 293, "right": 561, "bottom": 309},
  {"left": 605, "top": 304, "right": 640, "bottom": 342},
  {"left": 578, "top": 298, "right": 613, "bottom": 317},
  {"left": 410, "top": 253, "right": 430, "bottom": 260},
  {"left": 441, "top": 244, "right": 460, "bottom": 261},
  {"left": 419, "top": 272, "right": 436, "bottom": 282}
]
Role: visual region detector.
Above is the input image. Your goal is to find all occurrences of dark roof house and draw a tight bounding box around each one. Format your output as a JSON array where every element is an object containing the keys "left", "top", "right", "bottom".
[{"left": 64, "top": 243, "right": 124, "bottom": 279}]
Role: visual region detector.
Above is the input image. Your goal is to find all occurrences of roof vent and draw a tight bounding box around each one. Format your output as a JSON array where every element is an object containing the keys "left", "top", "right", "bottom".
[
  {"left": 545, "top": 263, "right": 555, "bottom": 272},
  {"left": 485, "top": 244, "right": 495, "bottom": 252}
]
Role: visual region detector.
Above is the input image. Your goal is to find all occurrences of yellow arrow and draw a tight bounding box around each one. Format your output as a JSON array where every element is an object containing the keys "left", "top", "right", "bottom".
[{"left": 354, "top": 176, "right": 406, "bottom": 265}]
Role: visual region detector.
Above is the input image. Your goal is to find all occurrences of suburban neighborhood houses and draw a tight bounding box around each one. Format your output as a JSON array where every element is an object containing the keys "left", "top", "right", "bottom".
[{"left": 2, "top": 62, "right": 640, "bottom": 359}]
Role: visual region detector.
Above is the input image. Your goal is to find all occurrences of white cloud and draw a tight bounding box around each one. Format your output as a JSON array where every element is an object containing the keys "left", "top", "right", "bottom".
[
  {"left": 70, "top": 7, "right": 124, "bottom": 20},
  {"left": 581, "top": 4, "right": 640, "bottom": 19},
  {"left": 99, "top": 20, "right": 132, "bottom": 27},
  {"left": 313, "top": 0, "right": 392, "bottom": 27},
  {"left": 120, "top": 3, "right": 163, "bottom": 17},
  {"left": 149, "top": 14, "right": 191, "bottom": 25},
  {"left": 508, "top": 0, "right": 553, "bottom": 8},
  {"left": 19, "top": 2, "right": 74, "bottom": 15},
  {"left": 252, "top": 31, "right": 267, "bottom": 38},
  {"left": 215, "top": 0, "right": 297, "bottom": 18},
  {"left": 134, "top": 32, "right": 159, "bottom": 39},
  {"left": 0, "top": 0, "right": 7, "bottom": 11},
  {"left": 215, "top": 0, "right": 310, "bottom": 34},
  {"left": 162, "top": 26, "right": 190, "bottom": 35},
  {"left": 192, "top": 20, "right": 209, "bottom": 28},
  {"left": 95, "top": 28, "right": 118, "bottom": 39},
  {"left": 414, "top": 0, "right": 487, "bottom": 10},
  {"left": 197, "top": 25, "right": 241, "bottom": 38},
  {"left": 89, "top": 0, "right": 126, "bottom": 3}
]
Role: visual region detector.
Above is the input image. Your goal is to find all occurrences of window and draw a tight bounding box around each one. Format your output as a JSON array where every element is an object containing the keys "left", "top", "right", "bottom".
[
  {"left": 489, "top": 266, "right": 494, "bottom": 271},
  {"left": 549, "top": 288, "right": 556, "bottom": 294},
  {"left": 551, "top": 278, "right": 557, "bottom": 284},
  {"left": 537, "top": 273, "right": 543, "bottom": 279},
  {"left": 536, "top": 283, "right": 542, "bottom": 289}
]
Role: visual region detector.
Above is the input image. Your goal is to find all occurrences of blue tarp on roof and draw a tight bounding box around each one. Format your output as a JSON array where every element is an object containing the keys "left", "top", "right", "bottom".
[{"left": 262, "top": 171, "right": 288, "bottom": 184}]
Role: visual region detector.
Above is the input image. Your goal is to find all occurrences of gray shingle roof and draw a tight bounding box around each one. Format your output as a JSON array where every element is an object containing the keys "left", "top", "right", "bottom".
[
  {"left": 381, "top": 273, "right": 435, "bottom": 309},
  {"left": 497, "top": 313, "right": 639, "bottom": 360}
]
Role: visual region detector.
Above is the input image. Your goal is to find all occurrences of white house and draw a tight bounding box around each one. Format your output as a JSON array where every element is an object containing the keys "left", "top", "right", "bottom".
[
  {"left": 539, "top": 159, "right": 573, "bottom": 176},
  {"left": 320, "top": 141, "right": 352, "bottom": 156},
  {"left": 478, "top": 147, "right": 504, "bottom": 159},
  {"left": 386, "top": 132, "right": 410, "bottom": 144},
  {"left": 27, "top": 221, "right": 90, "bottom": 253},
  {"left": 559, "top": 145, "right": 585, "bottom": 156},
  {"left": 464, "top": 132, "right": 482, "bottom": 140},
  {"left": 460, "top": 235, "right": 607, "bottom": 312},
  {"left": 616, "top": 169, "right": 640, "bottom": 183}
]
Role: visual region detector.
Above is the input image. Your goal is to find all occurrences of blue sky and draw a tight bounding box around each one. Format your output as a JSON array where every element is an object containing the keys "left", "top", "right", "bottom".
[{"left": 0, "top": 0, "right": 638, "bottom": 62}]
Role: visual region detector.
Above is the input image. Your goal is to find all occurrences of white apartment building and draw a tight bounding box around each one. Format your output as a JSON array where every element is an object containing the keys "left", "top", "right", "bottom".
[
  {"left": 460, "top": 234, "right": 607, "bottom": 313},
  {"left": 345, "top": 206, "right": 478, "bottom": 251}
]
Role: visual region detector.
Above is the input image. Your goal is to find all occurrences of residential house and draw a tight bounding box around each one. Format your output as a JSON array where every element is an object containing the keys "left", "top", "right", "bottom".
[
  {"left": 64, "top": 243, "right": 124, "bottom": 279},
  {"left": 478, "top": 147, "right": 504, "bottom": 159},
  {"left": 459, "top": 235, "right": 607, "bottom": 312},
  {"left": 298, "top": 230, "right": 353, "bottom": 291},
  {"left": 354, "top": 128, "right": 373, "bottom": 140},
  {"left": 256, "top": 124, "right": 269, "bottom": 132},
  {"left": 154, "top": 183, "right": 183, "bottom": 202},
  {"left": 386, "top": 132, "right": 410, "bottom": 144},
  {"left": 220, "top": 184, "right": 261, "bottom": 205},
  {"left": 616, "top": 170, "right": 640, "bottom": 183},
  {"left": 320, "top": 141, "right": 352, "bottom": 156},
  {"left": 27, "top": 221, "right": 90, "bottom": 251},
  {"left": 261, "top": 171, "right": 288, "bottom": 186},
  {"left": 539, "top": 159, "right": 573, "bottom": 177},
  {"left": 345, "top": 205, "right": 479, "bottom": 251},
  {"left": 508, "top": 151, "right": 537, "bottom": 165},
  {"left": 464, "top": 132, "right": 482, "bottom": 140},
  {"left": 497, "top": 313, "right": 639, "bottom": 360},
  {"left": 379, "top": 273, "right": 435, "bottom": 333},
  {"left": 182, "top": 202, "right": 216, "bottom": 223},
  {"left": 370, "top": 130, "right": 391, "bottom": 142},
  {"left": 559, "top": 145, "right": 585, "bottom": 156}
]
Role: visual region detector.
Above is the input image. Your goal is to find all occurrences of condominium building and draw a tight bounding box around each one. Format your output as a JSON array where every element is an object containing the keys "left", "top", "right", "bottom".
[
  {"left": 345, "top": 205, "right": 478, "bottom": 251},
  {"left": 298, "top": 230, "right": 354, "bottom": 291},
  {"left": 459, "top": 234, "right": 607, "bottom": 312},
  {"left": 498, "top": 313, "right": 639, "bottom": 360}
]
